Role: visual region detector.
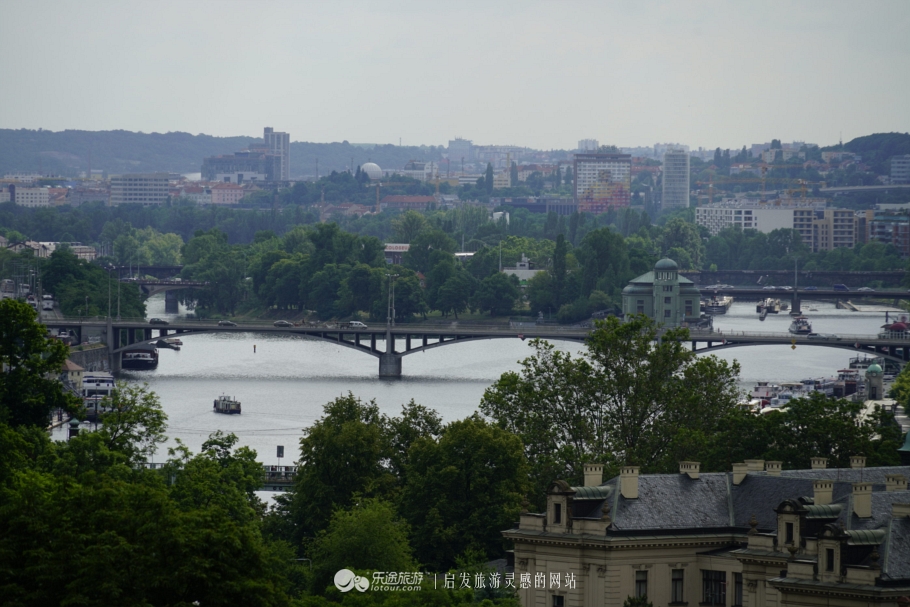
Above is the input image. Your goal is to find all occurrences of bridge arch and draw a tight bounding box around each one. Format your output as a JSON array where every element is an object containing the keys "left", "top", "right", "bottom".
[{"left": 691, "top": 340, "right": 907, "bottom": 366}]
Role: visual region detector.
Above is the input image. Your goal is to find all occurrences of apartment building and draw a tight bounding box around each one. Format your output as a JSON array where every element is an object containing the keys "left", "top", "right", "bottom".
[
  {"left": 504, "top": 458, "right": 910, "bottom": 607},
  {"left": 210, "top": 183, "right": 245, "bottom": 205},
  {"left": 812, "top": 209, "right": 855, "bottom": 252},
  {"left": 263, "top": 127, "right": 290, "bottom": 181},
  {"left": 661, "top": 148, "right": 690, "bottom": 210},
  {"left": 109, "top": 173, "right": 169, "bottom": 206},
  {"left": 573, "top": 153, "right": 632, "bottom": 213},
  {"left": 9, "top": 185, "right": 51, "bottom": 207},
  {"left": 868, "top": 212, "right": 910, "bottom": 257}
]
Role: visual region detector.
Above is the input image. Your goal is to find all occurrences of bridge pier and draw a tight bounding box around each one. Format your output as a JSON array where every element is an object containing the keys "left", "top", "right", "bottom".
[
  {"left": 790, "top": 292, "right": 801, "bottom": 316},
  {"left": 379, "top": 329, "right": 402, "bottom": 378},
  {"left": 164, "top": 290, "right": 179, "bottom": 314},
  {"left": 379, "top": 352, "right": 402, "bottom": 378}
]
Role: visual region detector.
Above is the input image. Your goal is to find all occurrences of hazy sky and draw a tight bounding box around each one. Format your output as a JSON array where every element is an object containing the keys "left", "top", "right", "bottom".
[{"left": 1, "top": 0, "right": 908, "bottom": 150}]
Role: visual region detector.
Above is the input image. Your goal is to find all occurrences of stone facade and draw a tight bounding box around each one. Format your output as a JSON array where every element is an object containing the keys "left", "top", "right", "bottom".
[{"left": 621, "top": 258, "right": 703, "bottom": 327}]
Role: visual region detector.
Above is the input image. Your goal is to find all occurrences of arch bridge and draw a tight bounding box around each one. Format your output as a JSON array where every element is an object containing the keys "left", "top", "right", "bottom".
[{"left": 44, "top": 320, "right": 910, "bottom": 377}]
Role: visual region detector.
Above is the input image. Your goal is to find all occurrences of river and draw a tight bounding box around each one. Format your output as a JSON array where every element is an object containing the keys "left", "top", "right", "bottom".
[{"left": 54, "top": 295, "right": 905, "bottom": 466}]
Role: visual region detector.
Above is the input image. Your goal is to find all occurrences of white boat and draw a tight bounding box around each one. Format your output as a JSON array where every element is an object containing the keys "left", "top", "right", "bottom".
[
  {"left": 789, "top": 316, "right": 812, "bottom": 334},
  {"left": 704, "top": 296, "right": 733, "bottom": 314},
  {"left": 214, "top": 394, "right": 241, "bottom": 414},
  {"left": 165, "top": 337, "right": 183, "bottom": 346}
]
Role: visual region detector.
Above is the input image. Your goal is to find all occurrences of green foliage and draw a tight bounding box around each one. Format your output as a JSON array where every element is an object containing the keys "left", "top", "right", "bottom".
[
  {"left": 0, "top": 299, "right": 81, "bottom": 427},
  {"left": 97, "top": 381, "right": 167, "bottom": 464},
  {"left": 400, "top": 415, "right": 528, "bottom": 570},
  {"left": 309, "top": 498, "right": 416, "bottom": 593},
  {"left": 42, "top": 248, "right": 145, "bottom": 318},
  {"left": 473, "top": 273, "right": 520, "bottom": 316},
  {"left": 480, "top": 316, "right": 741, "bottom": 504},
  {"left": 623, "top": 595, "right": 653, "bottom": 607}
]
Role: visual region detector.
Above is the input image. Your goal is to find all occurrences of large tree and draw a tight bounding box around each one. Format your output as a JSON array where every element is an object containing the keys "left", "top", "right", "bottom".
[
  {"left": 480, "top": 315, "right": 741, "bottom": 502},
  {"left": 0, "top": 299, "right": 81, "bottom": 427}
]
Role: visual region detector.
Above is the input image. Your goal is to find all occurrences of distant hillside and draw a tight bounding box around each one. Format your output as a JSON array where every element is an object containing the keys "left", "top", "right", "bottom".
[
  {"left": 0, "top": 129, "right": 445, "bottom": 178},
  {"left": 820, "top": 132, "right": 910, "bottom": 173},
  {"left": 0, "top": 129, "right": 258, "bottom": 176}
]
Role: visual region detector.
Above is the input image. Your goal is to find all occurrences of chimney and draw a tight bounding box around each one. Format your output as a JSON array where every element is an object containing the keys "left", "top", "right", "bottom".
[
  {"left": 852, "top": 482, "right": 872, "bottom": 518},
  {"left": 886, "top": 474, "right": 908, "bottom": 492},
  {"left": 745, "top": 459, "right": 765, "bottom": 472},
  {"left": 584, "top": 463, "right": 604, "bottom": 487},
  {"left": 810, "top": 457, "right": 828, "bottom": 470},
  {"left": 850, "top": 455, "right": 866, "bottom": 469},
  {"left": 680, "top": 461, "right": 700, "bottom": 479},
  {"left": 733, "top": 462, "right": 749, "bottom": 485},
  {"left": 813, "top": 479, "right": 833, "bottom": 506},
  {"left": 620, "top": 465, "right": 640, "bottom": 499},
  {"left": 765, "top": 461, "right": 782, "bottom": 476},
  {"left": 893, "top": 503, "right": 910, "bottom": 518}
]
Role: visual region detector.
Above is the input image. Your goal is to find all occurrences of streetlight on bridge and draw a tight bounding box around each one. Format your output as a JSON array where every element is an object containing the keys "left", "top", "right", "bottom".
[{"left": 386, "top": 273, "right": 399, "bottom": 327}]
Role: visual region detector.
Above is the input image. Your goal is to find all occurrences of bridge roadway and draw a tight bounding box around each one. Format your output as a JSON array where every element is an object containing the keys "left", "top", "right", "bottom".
[{"left": 45, "top": 318, "right": 910, "bottom": 378}]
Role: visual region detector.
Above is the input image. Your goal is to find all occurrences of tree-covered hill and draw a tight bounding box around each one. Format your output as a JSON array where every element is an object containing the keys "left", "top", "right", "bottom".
[
  {"left": 820, "top": 132, "right": 910, "bottom": 174},
  {"left": 0, "top": 129, "right": 445, "bottom": 178}
]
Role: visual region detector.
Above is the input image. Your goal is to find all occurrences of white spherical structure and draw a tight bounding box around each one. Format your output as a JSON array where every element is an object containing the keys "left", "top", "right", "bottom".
[{"left": 361, "top": 162, "right": 383, "bottom": 180}]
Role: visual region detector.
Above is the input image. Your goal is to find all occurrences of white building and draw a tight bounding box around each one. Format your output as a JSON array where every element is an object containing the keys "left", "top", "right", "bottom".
[
  {"left": 263, "top": 127, "right": 290, "bottom": 181},
  {"left": 891, "top": 154, "right": 910, "bottom": 184},
  {"left": 696, "top": 198, "right": 826, "bottom": 237},
  {"left": 10, "top": 185, "right": 51, "bottom": 207},
  {"left": 109, "top": 173, "right": 169, "bottom": 206},
  {"left": 578, "top": 139, "right": 599, "bottom": 152},
  {"left": 397, "top": 161, "right": 438, "bottom": 182},
  {"left": 573, "top": 153, "right": 632, "bottom": 213},
  {"left": 661, "top": 148, "right": 690, "bottom": 210}
]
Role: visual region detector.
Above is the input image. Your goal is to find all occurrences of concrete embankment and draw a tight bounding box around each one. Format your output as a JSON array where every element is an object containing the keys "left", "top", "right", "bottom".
[{"left": 68, "top": 344, "right": 109, "bottom": 372}]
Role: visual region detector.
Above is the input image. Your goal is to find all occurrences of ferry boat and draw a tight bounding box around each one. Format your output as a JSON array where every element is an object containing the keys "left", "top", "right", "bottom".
[
  {"left": 164, "top": 337, "right": 183, "bottom": 346},
  {"left": 122, "top": 348, "right": 159, "bottom": 370},
  {"left": 82, "top": 372, "right": 116, "bottom": 420},
  {"left": 214, "top": 394, "right": 241, "bottom": 414},
  {"left": 756, "top": 298, "right": 781, "bottom": 314},
  {"left": 788, "top": 316, "right": 812, "bottom": 334},
  {"left": 704, "top": 296, "right": 733, "bottom": 314}
]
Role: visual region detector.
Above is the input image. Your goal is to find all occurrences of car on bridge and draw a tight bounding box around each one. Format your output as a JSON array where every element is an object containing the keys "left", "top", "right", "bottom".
[
  {"left": 833, "top": 284, "right": 850, "bottom": 291},
  {"left": 857, "top": 287, "right": 876, "bottom": 292},
  {"left": 217, "top": 320, "right": 237, "bottom": 326},
  {"left": 807, "top": 333, "right": 840, "bottom": 340},
  {"left": 803, "top": 286, "right": 818, "bottom": 290},
  {"left": 273, "top": 320, "right": 293, "bottom": 328},
  {"left": 149, "top": 318, "right": 169, "bottom": 325}
]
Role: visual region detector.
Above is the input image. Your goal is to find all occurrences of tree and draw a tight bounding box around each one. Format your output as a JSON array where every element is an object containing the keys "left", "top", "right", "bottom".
[
  {"left": 485, "top": 163, "right": 494, "bottom": 195},
  {"left": 97, "top": 381, "right": 167, "bottom": 464},
  {"left": 400, "top": 415, "right": 528, "bottom": 570},
  {"left": 309, "top": 498, "right": 415, "bottom": 593},
  {"left": 0, "top": 299, "right": 81, "bottom": 428},
  {"left": 480, "top": 316, "right": 741, "bottom": 504},
  {"left": 279, "top": 394, "right": 395, "bottom": 545},
  {"left": 552, "top": 233, "right": 567, "bottom": 308},
  {"left": 392, "top": 211, "right": 428, "bottom": 243},
  {"left": 473, "top": 272, "right": 520, "bottom": 316}
]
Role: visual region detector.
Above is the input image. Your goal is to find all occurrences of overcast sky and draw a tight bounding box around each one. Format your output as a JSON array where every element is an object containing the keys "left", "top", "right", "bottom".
[{"left": 1, "top": 0, "right": 908, "bottom": 150}]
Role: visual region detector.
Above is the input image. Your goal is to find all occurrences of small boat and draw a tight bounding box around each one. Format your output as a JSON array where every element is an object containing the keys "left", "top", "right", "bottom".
[
  {"left": 789, "top": 316, "right": 812, "bottom": 334},
  {"left": 214, "top": 394, "right": 241, "bottom": 414},
  {"left": 165, "top": 337, "right": 183, "bottom": 346}
]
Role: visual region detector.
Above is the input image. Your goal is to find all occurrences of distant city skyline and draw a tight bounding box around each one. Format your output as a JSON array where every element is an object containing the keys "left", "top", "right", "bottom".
[{"left": 1, "top": 1, "right": 907, "bottom": 151}]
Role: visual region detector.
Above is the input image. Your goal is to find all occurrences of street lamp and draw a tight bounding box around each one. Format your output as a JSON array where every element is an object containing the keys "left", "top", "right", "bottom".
[{"left": 386, "top": 273, "right": 399, "bottom": 327}]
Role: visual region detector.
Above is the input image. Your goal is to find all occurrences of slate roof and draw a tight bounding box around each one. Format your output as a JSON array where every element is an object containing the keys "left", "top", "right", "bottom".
[{"left": 587, "top": 466, "right": 910, "bottom": 581}]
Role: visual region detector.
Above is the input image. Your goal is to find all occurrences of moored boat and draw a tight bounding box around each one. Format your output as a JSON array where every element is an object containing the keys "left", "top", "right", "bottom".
[
  {"left": 122, "top": 348, "right": 159, "bottom": 370},
  {"left": 214, "top": 394, "right": 241, "bottom": 414},
  {"left": 705, "top": 296, "right": 733, "bottom": 314}
]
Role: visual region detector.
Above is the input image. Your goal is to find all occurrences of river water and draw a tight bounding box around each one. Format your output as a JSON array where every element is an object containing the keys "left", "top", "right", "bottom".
[{"left": 55, "top": 295, "right": 905, "bottom": 465}]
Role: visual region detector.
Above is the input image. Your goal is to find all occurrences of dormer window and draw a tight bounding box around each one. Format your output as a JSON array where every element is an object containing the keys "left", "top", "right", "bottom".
[
  {"left": 825, "top": 548, "right": 834, "bottom": 572},
  {"left": 785, "top": 522, "right": 794, "bottom": 544},
  {"left": 554, "top": 503, "right": 561, "bottom": 524}
]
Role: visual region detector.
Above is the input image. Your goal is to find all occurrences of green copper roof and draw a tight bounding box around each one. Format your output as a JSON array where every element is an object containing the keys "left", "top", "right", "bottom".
[
  {"left": 571, "top": 485, "right": 613, "bottom": 500},
  {"left": 804, "top": 504, "right": 843, "bottom": 520},
  {"left": 899, "top": 430, "right": 910, "bottom": 453},
  {"left": 845, "top": 529, "right": 885, "bottom": 546}
]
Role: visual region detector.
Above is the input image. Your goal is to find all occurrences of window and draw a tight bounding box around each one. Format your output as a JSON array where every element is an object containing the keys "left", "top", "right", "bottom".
[
  {"left": 664, "top": 309, "right": 671, "bottom": 318},
  {"left": 554, "top": 503, "right": 561, "bottom": 524},
  {"left": 635, "top": 571, "right": 648, "bottom": 598},
  {"left": 733, "top": 573, "right": 742, "bottom": 606},
  {"left": 552, "top": 596, "right": 564, "bottom": 607},
  {"left": 702, "top": 570, "right": 726, "bottom": 606},
  {"left": 665, "top": 297, "right": 672, "bottom": 304},
  {"left": 826, "top": 548, "right": 835, "bottom": 572},
  {"left": 671, "top": 569, "right": 685, "bottom": 604},
  {"left": 785, "top": 522, "right": 794, "bottom": 544}
]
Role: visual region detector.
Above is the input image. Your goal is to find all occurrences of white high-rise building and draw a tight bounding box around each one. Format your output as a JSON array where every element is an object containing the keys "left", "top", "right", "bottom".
[
  {"left": 578, "top": 138, "right": 599, "bottom": 152},
  {"left": 263, "top": 127, "right": 290, "bottom": 180},
  {"left": 661, "top": 148, "right": 690, "bottom": 210},
  {"left": 9, "top": 185, "right": 50, "bottom": 207}
]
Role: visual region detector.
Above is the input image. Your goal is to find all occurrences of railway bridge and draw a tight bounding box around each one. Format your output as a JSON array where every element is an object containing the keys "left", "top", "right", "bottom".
[{"left": 44, "top": 319, "right": 910, "bottom": 378}]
